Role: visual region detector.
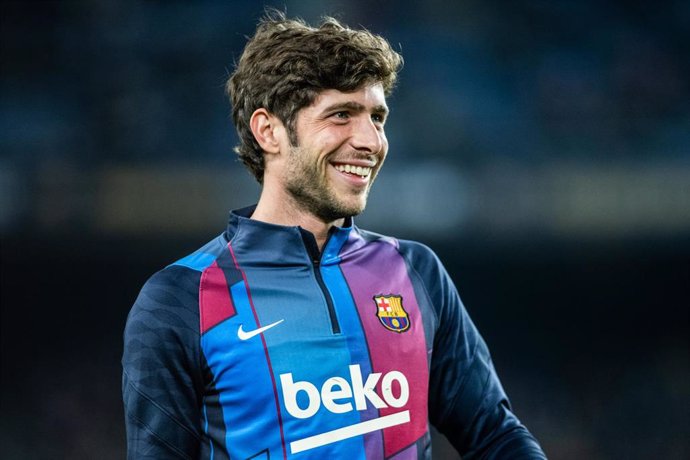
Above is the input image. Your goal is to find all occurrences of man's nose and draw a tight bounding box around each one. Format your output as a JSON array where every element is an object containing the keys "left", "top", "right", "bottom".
[{"left": 351, "top": 116, "right": 383, "bottom": 153}]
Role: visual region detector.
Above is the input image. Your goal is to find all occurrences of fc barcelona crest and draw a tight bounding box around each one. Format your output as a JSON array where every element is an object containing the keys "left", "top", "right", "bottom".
[{"left": 373, "top": 295, "right": 410, "bottom": 333}]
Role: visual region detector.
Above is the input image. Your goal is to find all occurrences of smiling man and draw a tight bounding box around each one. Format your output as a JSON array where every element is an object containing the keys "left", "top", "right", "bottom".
[
  {"left": 251, "top": 85, "right": 388, "bottom": 241},
  {"left": 122, "top": 12, "right": 546, "bottom": 460}
]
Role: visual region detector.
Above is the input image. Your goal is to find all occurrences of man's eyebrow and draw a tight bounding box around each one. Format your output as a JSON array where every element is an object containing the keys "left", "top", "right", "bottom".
[
  {"left": 372, "top": 104, "right": 389, "bottom": 116},
  {"left": 321, "top": 101, "right": 389, "bottom": 115}
]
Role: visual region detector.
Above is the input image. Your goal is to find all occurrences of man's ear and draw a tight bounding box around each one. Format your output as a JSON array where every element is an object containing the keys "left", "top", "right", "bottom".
[{"left": 250, "top": 108, "right": 284, "bottom": 154}]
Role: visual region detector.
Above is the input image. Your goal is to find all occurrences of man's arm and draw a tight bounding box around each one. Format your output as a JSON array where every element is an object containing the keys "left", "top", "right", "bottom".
[
  {"left": 429, "top": 286, "right": 545, "bottom": 459},
  {"left": 402, "top": 242, "right": 546, "bottom": 459},
  {"left": 122, "top": 266, "right": 204, "bottom": 459}
]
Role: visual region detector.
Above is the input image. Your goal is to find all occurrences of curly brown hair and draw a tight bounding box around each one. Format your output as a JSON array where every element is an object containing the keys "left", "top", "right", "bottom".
[{"left": 226, "top": 11, "right": 403, "bottom": 183}]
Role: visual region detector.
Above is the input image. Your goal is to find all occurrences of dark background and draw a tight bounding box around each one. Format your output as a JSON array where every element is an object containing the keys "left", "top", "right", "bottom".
[{"left": 1, "top": 1, "right": 688, "bottom": 459}]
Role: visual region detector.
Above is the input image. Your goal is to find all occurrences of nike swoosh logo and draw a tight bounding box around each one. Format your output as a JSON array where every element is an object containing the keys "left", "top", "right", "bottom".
[{"left": 237, "top": 319, "right": 284, "bottom": 341}]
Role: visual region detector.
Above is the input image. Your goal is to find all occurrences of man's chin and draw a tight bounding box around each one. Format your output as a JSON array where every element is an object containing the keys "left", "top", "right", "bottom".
[{"left": 316, "top": 202, "right": 367, "bottom": 223}]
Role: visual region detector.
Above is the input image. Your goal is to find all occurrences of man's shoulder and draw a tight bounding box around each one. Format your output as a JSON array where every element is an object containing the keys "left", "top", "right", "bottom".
[
  {"left": 132, "top": 233, "right": 229, "bottom": 316},
  {"left": 168, "top": 233, "right": 229, "bottom": 272}
]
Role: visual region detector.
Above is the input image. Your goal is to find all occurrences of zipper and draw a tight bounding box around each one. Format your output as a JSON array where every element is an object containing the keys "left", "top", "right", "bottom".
[
  {"left": 312, "top": 258, "right": 341, "bottom": 334},
  {"left": 300, "top": 228, "right": 341, "bottom": 334}
]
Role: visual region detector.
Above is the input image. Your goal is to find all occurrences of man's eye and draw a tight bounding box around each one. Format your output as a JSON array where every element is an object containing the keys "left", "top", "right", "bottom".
[
  {"left": 372, "top": 114, "right": 385, "bottom": 123},
  {"left": 334, "top": 111, "right": 349, "bottom": 119}
]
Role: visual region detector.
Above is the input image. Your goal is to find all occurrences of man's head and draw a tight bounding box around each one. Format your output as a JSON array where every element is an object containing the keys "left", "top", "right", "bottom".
[{"left": 227, "top": 11, "right": 403, "bottom": 184}]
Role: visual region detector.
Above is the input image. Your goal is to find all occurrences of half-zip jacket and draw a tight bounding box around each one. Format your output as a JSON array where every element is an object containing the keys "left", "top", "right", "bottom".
[{"left": 122, "top": 206, "right": 546, "bottom": 460}]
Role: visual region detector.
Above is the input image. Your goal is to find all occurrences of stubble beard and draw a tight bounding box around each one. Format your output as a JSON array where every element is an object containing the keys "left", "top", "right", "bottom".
[{"left": 284, "top": 146, "right": 371, "bottom": 223}]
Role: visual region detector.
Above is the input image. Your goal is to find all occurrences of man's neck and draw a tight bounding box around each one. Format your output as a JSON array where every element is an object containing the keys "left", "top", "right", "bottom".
[{"left": 251, "top": 194, "right": 344, "bottom": 251}]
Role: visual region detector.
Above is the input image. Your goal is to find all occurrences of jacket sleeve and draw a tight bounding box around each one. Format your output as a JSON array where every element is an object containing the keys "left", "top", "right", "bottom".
[
  {"left": 404, "top": 242, "right": 546, "bottom": 459},
  {"left": 122, "top": 266, "right": 204, "bottom": 460}
]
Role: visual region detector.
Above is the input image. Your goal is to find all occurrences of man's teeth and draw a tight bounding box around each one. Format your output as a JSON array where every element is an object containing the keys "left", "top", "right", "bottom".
[{"left": 334, "top": 164, "right": 372, "bottom": 178}]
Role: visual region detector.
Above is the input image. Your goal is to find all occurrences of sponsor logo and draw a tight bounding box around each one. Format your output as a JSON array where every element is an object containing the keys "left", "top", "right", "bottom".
[
  {"left": 374, "top": 295, "right": 410, "bottom": 333},
  {"left": 237, "top": 319, "right": 284, "bottom": 341},
  {"left": 279, "top": 364, "right": 410, "bottom": 453}
]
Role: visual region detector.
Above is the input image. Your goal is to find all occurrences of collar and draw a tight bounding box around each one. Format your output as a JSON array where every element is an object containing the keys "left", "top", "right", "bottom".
[{"left": 225, "top": 205, "right": 355, "bottom": 266}]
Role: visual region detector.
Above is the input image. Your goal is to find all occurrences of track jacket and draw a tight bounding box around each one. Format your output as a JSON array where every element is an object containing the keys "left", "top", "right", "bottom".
[{"left": 122, "top": 206, "right": 546, "bottom": 459}]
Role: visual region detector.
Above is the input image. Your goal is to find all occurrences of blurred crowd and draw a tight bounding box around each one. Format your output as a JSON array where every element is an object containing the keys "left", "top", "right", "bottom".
[{"left": 1, "top": 1, "right": 688, "bottom": 459}]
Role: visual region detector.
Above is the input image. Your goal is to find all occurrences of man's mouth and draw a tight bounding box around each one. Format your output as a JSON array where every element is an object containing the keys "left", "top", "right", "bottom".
[{"left": 333, "top": 163, "right": 372, "bottom": 179}]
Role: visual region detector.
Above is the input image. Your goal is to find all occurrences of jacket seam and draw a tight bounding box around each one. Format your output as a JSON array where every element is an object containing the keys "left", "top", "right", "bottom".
[
  {"left": 123, "top": 369, "right": 201, "bottom": 442},
  {"left": 126, "top": 410, "right": 194, "bottom": 460},
  {"left": 397, "top": 243, "right": 441, "bottom": 327},
  {"left": 452, "top": 349, "right": 493, "bottom": 450},
  {"left": 434, "top": 326, "right": 484, "bottom": 431}
]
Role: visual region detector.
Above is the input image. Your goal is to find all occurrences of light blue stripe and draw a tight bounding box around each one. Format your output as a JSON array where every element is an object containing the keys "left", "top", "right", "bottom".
[
  {"left": 320, "top": 233, "right": 374, "bottom": 456},
  {"left": 170, "top": 235, "right": 227, "bottom": 271},
  {"left": 250, "top": 244, "right": 364, "bottom": 457},
  {"left": 200, "top": 280, "right": 283, "bottom": 458},
  {"left": 172, "top": 251, "right": 217, "bottom": 271}
]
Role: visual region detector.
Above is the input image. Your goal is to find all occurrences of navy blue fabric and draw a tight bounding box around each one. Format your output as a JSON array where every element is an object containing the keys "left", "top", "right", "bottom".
[{"left": 122, "top": 266, "right": 205, "bottom": 459}]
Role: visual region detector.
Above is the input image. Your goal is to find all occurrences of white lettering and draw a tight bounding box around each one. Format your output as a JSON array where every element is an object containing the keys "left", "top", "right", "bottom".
[
  {"left": 349, "top": 364, "right": 386, "bottom": 410},
  {"left": 321, "top": 377, "right": 353, "bottom": 413},
  {"left": 381, "top": 370, "right": 409, "bottom": 408},
  {"left": 280, "top": 365, "right": 409, "bottom": 419},
  {"left": 280, "top": 373, "right": 320, "bottom": 419}
]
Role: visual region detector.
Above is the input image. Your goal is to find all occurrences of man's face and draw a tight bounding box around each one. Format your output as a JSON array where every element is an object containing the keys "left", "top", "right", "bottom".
[{"left": 282, "top": 83, "right": 389, "bottom": 222}]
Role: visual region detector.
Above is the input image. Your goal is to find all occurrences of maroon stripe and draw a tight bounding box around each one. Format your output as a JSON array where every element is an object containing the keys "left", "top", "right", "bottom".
[
  {"left": 340, "top": 239, "right": 429, "bottom": 457},
  {"left": 199, "top": 261, "right": 236, "bottom": 334},
  {"left": 228, "top": 243, "right": 288, "bottom": 460}
]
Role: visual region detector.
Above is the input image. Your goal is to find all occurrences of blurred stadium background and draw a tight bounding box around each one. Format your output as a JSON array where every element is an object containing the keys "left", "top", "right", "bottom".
[{"left": 1, "top": 1, "right": 688, "bottom": 458}]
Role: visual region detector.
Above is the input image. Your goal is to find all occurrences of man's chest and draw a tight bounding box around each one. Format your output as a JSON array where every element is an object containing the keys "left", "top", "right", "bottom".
[{"left": 198, "top": 257, "right": 433, "bottom": 458}]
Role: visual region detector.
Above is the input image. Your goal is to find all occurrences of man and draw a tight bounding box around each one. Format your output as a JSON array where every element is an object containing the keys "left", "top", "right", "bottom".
[{"left": 122, "top": 12, "right": 546, "bottom": 460}]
